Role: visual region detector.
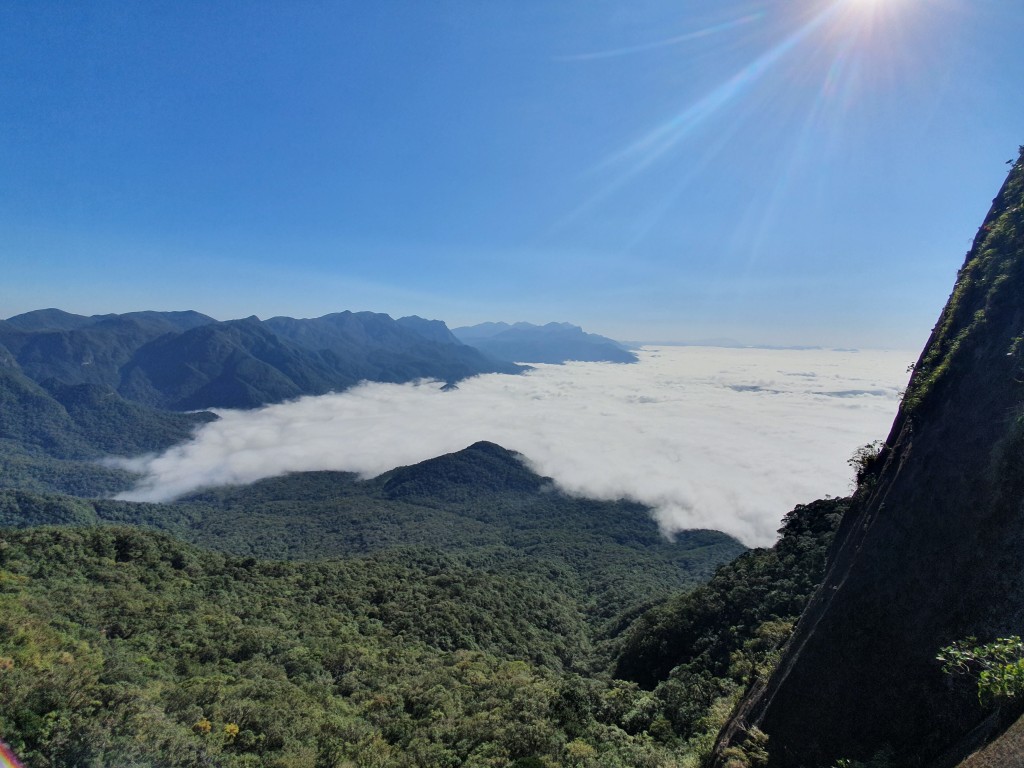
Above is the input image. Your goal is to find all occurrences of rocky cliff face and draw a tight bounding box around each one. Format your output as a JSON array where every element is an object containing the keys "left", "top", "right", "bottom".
[{"left": 714, "top": 150, "right": 1024, "bottom": 767}]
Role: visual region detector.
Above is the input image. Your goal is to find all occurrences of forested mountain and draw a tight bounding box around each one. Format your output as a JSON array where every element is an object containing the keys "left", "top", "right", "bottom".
[
  {"left": 713, "top": 149, "right": 1024, "bottom": 767},
  {"left": 614, "top": 498, "right": 846, "bottom": 691},
  {"left": 0, "top": 320, "right": 854, "bottom": 768},
  {"left": 0, "top": 310, "right": 522, "bottom": 410},
  {"left": 5, "top": 308, "right": 215, "bottom": 333},
  {"left": 0, "top": 362, "right": 216, "bottom": 496},
  {"left": 0, "top": 524, "right": 639, "bottom": 767},
  {"left": 453, "top": 321, "right": 638, "bottom": 364},
  {"left": 0, "top": 475, "right": 840, "bottom": 767},
  {"left": 0, "top": 442, "right": 746, "bottom": 631},
  {"left": 396, "top": 315, "right": 464, "bottom": 345}
]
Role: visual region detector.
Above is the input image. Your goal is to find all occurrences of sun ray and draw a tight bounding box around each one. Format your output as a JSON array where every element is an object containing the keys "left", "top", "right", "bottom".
[
  {"left": 549, "top": 0, "right": 939, "bottom": 252},
  {"left": 555, "top": 13, "right": 764, "bottom": 62}
]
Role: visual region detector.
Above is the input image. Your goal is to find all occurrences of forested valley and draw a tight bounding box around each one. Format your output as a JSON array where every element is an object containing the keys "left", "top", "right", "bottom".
[{"left": 0, "top": 328, "right": 846, "bottom": 766}]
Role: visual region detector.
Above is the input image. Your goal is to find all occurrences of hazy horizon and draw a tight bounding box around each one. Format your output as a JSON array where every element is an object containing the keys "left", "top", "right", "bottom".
[{"left": 1, "top": 305, "right": 923, "bottom": 350}]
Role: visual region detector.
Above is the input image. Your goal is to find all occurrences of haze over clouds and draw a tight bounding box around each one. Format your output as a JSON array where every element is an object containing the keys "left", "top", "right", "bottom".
[{"left": 114, "top": 346, "right": 912, "bottom": 546}]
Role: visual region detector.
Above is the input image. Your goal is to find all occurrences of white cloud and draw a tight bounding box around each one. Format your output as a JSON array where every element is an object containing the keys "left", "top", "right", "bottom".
[{"left": 113, "top": 346, "right": 913, "bottom": 546}]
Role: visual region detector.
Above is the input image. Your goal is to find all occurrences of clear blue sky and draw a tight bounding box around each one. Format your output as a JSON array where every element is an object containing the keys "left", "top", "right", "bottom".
[{"left": 2, "top": 0, "right": 1022, "bottom": 347}]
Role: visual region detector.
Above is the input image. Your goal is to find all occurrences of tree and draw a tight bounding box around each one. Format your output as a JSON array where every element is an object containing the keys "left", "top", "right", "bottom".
[{"left": 937, "top": 636, "right": 1024, "bottom": 703}]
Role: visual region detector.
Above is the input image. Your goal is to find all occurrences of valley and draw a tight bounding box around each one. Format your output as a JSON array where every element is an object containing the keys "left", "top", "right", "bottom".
[{"left": 0, "top": 309, "right": 848, "bottom": 766}]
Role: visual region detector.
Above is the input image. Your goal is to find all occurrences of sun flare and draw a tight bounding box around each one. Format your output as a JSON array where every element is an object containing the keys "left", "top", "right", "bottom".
[{"left": 841, "top": 0, "right": 911, "bottom": 18}]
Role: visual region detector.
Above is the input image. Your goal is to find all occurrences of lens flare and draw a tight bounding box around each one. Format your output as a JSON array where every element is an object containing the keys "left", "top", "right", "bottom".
[{"left": 554, "top": 0, "right": 930, "bottom": 246}]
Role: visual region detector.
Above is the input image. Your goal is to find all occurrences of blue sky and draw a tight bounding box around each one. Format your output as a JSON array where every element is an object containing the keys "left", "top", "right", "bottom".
[{"left": 2, "top": 0, "right": 1022, "bottom": 346}]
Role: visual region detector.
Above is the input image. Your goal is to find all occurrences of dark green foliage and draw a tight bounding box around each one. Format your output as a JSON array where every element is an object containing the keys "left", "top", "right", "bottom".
[
  {"left": 615, "top": 498, "right": 846, "bottom": 688},
  {"left": 0, "top": 365, "right": 212, "bottom": 462},
  {"left": 0, "top": 490, "right": 99, "bottom": 526},
  {"left": 0, "top": 366, "right": 93, "bottom": 458},
  {"left": 0, "top": 314, "right": 184, "bottom": 389},
  {"left": 614, "top": 498, "right": 847, "bottom": 740},
  {"left": 0, "top": 492, "right": 839, "bottom": 766},
  {"left": 0, "top": 361, "right": 213, "bottom": 495},
  {"left": 381, "top": 441, "right": 545, "bottom": 500},
  {"left": 0, "top": 411, "right": 858, "bottom": 768},
  {"left": 0, "top": 442, "right": 746, "bottom": 641},
  {"left": 0, "top": 525, "right": 695, "bottom": 767},
  {"left": 44, "top": 379, "right": 216, "bottom": 455},
  {"left": 118, "top": 317, "right": 341, "bottom": 409},
  {"left": 938, "top": 636, "right": 1024, "bottom": 704},
  {"left": 0, "top": 445, "right": 139, "bottom": 497},
  {"left": 847, "top": 440, "right": 884, "bottom": 487},
  {"left": 165, "top": 446, "right": 743, "bottom": 631},
  {"left": 0, "top": 438, "right": 764, "bottom": 764}
]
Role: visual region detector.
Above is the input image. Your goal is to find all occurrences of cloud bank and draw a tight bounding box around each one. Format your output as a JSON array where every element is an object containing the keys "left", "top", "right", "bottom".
[{"left": 113, "top": 346, "right": 912, "bottom": 546}]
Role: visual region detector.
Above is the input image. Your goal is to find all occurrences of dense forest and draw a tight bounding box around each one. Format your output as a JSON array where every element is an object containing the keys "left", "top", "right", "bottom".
[
  {"left": 0, "top": 354, "right": 847, "bottom": 766},
  {"left": 0, "top": 492, "right": 843, "bottom": 767}
]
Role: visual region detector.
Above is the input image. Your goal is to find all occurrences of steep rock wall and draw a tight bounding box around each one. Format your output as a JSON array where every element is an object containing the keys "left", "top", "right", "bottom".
[{"left": 714, "top": 150, "right": 1024, "bottom": 767}]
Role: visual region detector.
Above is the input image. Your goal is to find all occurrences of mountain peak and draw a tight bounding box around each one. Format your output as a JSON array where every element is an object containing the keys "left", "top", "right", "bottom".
[
  {"left": 380, "top": 442, "right": 543, "bottom": 501},
  {"left": 452, "top": 320, "right": 637, "bottom": 364},
  {"left": 396, "top": 315, "right": 460, "bottom": 345},
  {"left": 5, "top": 308, "right": 94, "bottom": 331}
]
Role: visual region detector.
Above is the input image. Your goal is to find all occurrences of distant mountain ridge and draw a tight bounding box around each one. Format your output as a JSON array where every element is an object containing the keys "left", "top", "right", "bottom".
[
  {"left": 453, "top": 320, "right": 637, "bottom": 364},
  {"left": 0, "top": 358, "right": 217, "bottom": 496},
  {"left": 0, "top": 309, "right": 523, "bottom": 410},
  {"left": 396, "top": 315, "right": 462, "bottom": 345},
  {"left": 6, "top": 308, "right": 216, "bottom": 334}
]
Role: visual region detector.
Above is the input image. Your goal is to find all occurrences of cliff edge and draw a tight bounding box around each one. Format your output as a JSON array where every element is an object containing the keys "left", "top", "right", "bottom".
[{"left": 714, "top": 149, "right": 1024, "bottom": 767}]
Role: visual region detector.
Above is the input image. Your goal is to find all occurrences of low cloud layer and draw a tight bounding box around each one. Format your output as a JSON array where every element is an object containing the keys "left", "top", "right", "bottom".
[{"left": 114, "top": 346, "right": 912, "bottom": 546}]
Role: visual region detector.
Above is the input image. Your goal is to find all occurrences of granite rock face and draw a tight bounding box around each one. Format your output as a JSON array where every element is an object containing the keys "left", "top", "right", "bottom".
[{"left": 715, "top": 152, "right": 1024, "bottom": 766}]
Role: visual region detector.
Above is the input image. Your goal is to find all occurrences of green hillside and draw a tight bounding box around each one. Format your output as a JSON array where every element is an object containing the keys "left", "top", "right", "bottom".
[
  {"left": 0, "top": 311, "right": 850, "bottom": 767},
  {"left": 0, "top": 525, "right": 660, "bottom": 767},
  {"left": 0, "top": 487, "right": 837, "bottom": 768},
  {"left": 0, "top": 442, "right": 746, "bottom": 644}
]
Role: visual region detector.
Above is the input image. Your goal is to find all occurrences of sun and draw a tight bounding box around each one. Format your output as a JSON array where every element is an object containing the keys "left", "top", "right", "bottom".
[
  {"left": 841, "top": 0, "right": 910, "bottom": 16},
  {"left": 836, "top": 0, "right": 900, "bottom": 17},
  {"left": 829, "top": 0, "right": 915, "bottom": 39}
]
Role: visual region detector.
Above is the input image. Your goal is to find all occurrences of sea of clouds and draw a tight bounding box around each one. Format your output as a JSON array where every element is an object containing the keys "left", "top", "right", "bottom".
[{"left": 112, "top": 346, "right": 913, "bottom": 546}]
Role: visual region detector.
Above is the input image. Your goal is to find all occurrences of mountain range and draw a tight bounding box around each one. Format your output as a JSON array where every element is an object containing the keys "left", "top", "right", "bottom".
[
  {"left": 0, "top": 301, "right": 834, "bottom": 766},
  {"left": 0, "top": 309, "right": 523, "bottom": 410},
  {"left": 452, "top": 321, "right": 638, "bottom": 364}
]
